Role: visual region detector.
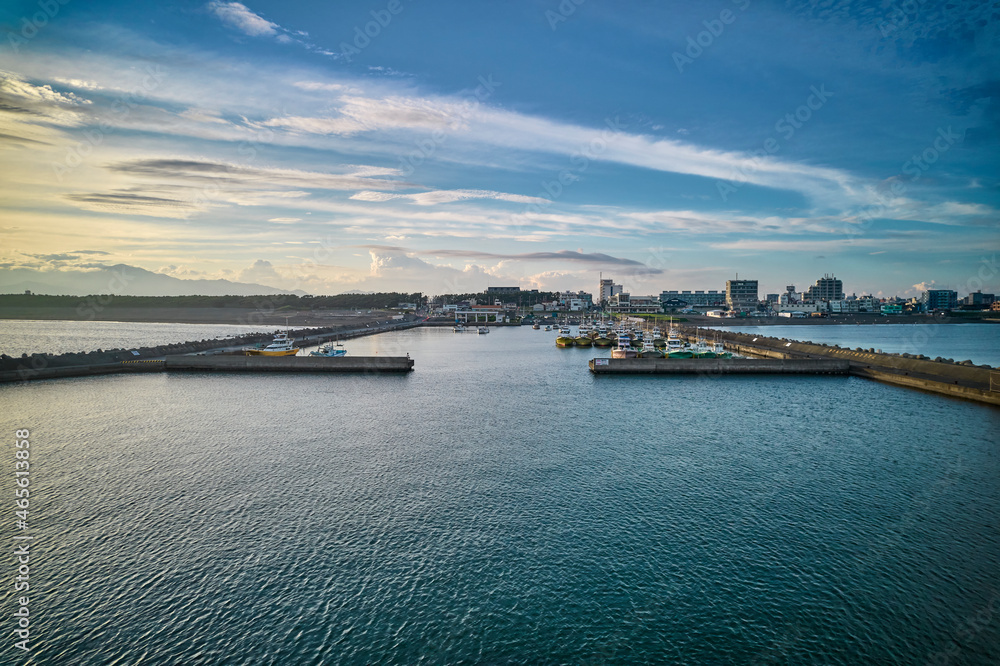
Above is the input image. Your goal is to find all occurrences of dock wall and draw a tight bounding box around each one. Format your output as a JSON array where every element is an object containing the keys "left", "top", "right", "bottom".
[
  {"left": 689, "top": 328, "right": 1000, "bottom": 407},
  {"left": 589, "top": 358, "right": 849, "bottom": 375},
  {"left": 164, "top": 355, "right": 414, "bottom": 373}
]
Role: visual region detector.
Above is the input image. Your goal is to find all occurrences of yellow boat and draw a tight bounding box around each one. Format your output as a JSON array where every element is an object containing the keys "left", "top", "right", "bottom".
[{"left": 244, "top": 331, "right": 299, "bottom": 356}]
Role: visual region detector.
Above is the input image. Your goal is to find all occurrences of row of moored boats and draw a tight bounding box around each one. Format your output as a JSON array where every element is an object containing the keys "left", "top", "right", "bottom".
[{"left": 539, "top": 320, "right": 732, "bottom": 359}]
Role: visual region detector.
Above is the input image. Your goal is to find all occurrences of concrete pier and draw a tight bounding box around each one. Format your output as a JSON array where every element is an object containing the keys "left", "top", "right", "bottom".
[
  {"left": 164, "top": 355, "right": 413, "bottom": 373},
  {"left": 589, "top": 357, "right": 849, "bottom": 375},
  {"left": 687, "top": 328, "right": 1000, "bottom": 407}
]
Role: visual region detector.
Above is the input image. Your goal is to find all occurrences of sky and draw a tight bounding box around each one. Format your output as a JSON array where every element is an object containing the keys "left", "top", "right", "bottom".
[{"left": 0, "top": 0, "right": 998, "bottom": 298}]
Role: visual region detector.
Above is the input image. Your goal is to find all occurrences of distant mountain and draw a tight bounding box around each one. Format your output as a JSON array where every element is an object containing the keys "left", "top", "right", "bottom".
[{"left": 0, "top": 264, "right": 306, "bottom": 297}]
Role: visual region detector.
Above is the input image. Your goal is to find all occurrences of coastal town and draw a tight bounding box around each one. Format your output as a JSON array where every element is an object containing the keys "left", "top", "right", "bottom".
[{"left": 436, "top": 274, "right": 999, "bottom": 323}]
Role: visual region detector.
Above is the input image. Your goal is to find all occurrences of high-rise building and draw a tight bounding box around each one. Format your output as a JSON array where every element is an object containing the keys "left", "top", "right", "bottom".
[
  {"left": 804, "top": 274, "right": 844, "bottom": 302},
  {"left": 921, "top": 289, "right": 958, "bottom": 311},
  {"left": 599, "top": 278, "right": 614, "bottom": 304},
  {"left": 726, "top": 278, "right": 758, "bottom": 311}
]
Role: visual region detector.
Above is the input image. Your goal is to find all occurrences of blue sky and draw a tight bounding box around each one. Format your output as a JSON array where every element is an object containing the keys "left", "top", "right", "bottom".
[{"left": 1, "top": 0, "right": 997, "bottom": 297}]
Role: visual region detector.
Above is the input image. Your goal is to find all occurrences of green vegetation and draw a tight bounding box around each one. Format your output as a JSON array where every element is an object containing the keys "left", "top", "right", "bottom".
[{"left": 433, "top": 291, "right": 561, "bottom": 307}]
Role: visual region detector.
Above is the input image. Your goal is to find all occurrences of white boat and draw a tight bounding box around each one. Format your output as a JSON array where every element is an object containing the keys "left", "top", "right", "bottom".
[
  {"left": 310, "top": 340, "right": 347, "bottom": 357},
  {"left": 477, "top": 326, "right": 490, "bottom": 334},
  {"left": 453, "top": 323, "right": 467, "bottom": 332},
  {"left": 244, "top": 330, "right": 299, "bottom": 356},
  {"left": 611, "top": 335, "right": 638, "bottom": 359}
]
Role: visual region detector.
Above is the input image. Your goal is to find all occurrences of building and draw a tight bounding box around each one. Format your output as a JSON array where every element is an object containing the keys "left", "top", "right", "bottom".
[
  {"left": 773, "top": 302, "right": 819, "bottom": 314},
  {"left": 765, "top": 293, "right": 779, "bottom": 304},
  {"left": 558, "top": 291, "right": 594, "bottom": 309},
  {"left": 921, "top": 289, "right": 958, "bottom": 311},
  {"left": 725, "top": 278, "right": 758, "bottom": 312},
  {"left": 608, "top": 293, "right": 661, "bottom": 314},
  {"left": 487, "top": 286, "right": 520, "bottom": 294},
  {"left": 963, "top": 291, "right": 995, "bottom": 308},
  {"left": 804, "top": 274, "right": 844, "bottom": 302},
  {"left": 599, "top": 278, "right": 618, "bottom": 305},
  {"left": 659, "top": 290, "right": 726, "bottom": 307},
  {"left": 829, "top": 299, "right": 861, "bottom": 314}
]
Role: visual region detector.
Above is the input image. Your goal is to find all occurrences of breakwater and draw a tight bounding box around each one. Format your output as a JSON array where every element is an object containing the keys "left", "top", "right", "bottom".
[
  {"left": 165, "top": 355, "right": 413, "bottom": 373},
  {"left": 688, "top": 328, "right": 1000, "bottom": 407},
  {"left": 589, "top": 357, "right": 849, "bottom": 375},
  {"left": 0, "top": 318, "right": 421, "bottom": 383}
]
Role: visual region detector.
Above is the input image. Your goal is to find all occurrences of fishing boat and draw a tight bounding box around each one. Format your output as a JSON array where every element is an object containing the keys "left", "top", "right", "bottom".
[
  {"left": 477, "top": 326, "right": 490, "bottom": 334},
  {"left": 244, "top": 330, "right": 299, "bottom": 356},
  {"left": 532, "top": 323, "right": 540, "bottom": 330},
  {"left": 453, "top": 323, "right": 467, "bottom": 332},
  {"left": 611, "top": 334, "right": 638, "bottom": 358},
  {"left": 310, "top": 340, "right": 346, "bottom": 357},
  {"left": 638, "top": 343, "right": 663, "bottom": 358},
  {"left": 664, "top": 327, "right": 693, "bottom": 358},
  {"left": 556, "top": 325, "right": 576, "bottom": 347}
]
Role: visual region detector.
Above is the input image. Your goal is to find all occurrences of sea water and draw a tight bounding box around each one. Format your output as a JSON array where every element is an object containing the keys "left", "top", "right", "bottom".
[{"left": 1, "top": 324, "right": 998, "bottom": 664}]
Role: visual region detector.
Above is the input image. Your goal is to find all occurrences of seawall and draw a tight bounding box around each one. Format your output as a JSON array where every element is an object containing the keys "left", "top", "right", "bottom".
[
  {"left": 687, "top": 328, "right": 1000, "bottom": 407},
  {"left": 165, "top": 355, "right": 413, "bottom": 373},
  {"left": 589, "top": 358, "right": 849, "bottom": 375}
]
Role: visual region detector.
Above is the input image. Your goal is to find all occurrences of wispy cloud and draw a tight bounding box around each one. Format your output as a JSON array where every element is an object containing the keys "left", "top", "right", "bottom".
[
  {"left": 351, "top": 189, "right": 550, "bottom": 206},
  {"left": 206, "top": 1, "right": 281, "bottom": 38}
]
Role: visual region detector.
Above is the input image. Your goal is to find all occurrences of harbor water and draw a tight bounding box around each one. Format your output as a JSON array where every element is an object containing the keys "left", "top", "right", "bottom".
[{"left": 2, "top": 324, "right": 999, "bottom": 664}]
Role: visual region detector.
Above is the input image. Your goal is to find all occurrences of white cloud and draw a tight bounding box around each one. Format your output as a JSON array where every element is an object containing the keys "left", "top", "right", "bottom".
[
  {"left": 350, "top": 189, "right": 550, "bottom": 206},
  {"left": 207, "top": 1, "right": 280, "bottom": 38}
]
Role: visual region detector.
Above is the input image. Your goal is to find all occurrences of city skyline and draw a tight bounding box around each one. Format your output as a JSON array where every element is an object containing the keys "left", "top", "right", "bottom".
[{"left": 1, "top": 1, "right": 998, "bottom": 298}]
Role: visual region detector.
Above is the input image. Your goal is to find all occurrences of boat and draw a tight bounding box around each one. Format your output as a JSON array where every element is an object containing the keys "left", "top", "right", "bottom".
[
  {"left": 532, "top": 323, "right": 540, "bottom": 330},
  {"left": 592, "top": 335, "right": 613, "bottom": 347},
  {"left": 544, "top": 325, "right": 552, "bottom": 331},
  {"left": 611, "top": 335, "right": 638, "bottom": 358},
  {"left": 310, "top": 340, "right": 347, "bottom": 357},
  {"left": 637, "top": 336, "right": 663, "bottom": 358},
  {"left": 477, "top": 326, "right": 490, "bottom": 334},
  {"left": 574, "top": 335, "right": 593, "bottom": 347},
  {"left": 664, "top": 327, "right": 693, "bottom": 358},
  {"left": 245, "top": 330, "right": 299, "bottom": 356},
  {"left": 453, "top": 323, "right": 467, "bottom": 332}
]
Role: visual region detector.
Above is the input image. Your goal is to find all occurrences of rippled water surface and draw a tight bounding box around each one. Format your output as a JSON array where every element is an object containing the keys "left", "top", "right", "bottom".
[{"left": 2, "top": 325, "right": 999, "bottom": 664}]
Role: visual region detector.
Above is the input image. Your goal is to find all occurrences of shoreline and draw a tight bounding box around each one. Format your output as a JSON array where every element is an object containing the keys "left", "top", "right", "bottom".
[
  {"left": 0, "top": 306, "right": 387, "bottom": 327},
  {"left": 0, "top": 308, "right": 996, "bottom": 327}
]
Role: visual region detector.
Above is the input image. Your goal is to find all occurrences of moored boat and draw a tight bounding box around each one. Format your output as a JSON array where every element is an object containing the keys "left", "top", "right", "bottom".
[
  {"left": 245, "top": 330, "right": 299, "bottom": 356},
  {"left": 310, "top": 340, "right": 346, "bottom": 357},
  {"left": 611, "top": 335, "right": 638, "bottom": 358}
]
